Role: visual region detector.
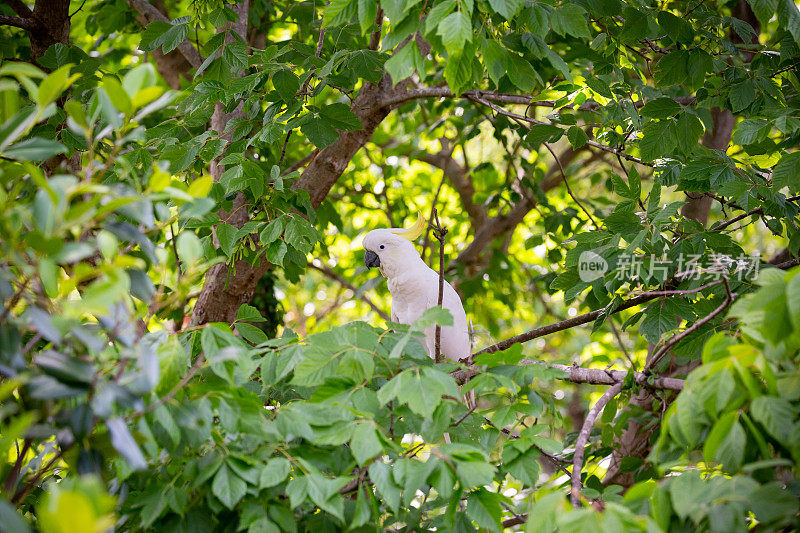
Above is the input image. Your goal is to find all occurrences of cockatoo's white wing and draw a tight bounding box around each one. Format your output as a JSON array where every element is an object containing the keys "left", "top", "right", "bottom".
[
  {"left": 362, "top": 214, "right": 470, "bottom": 362},
  {"left": 440, "top": 280, "right": 470, "bottom": 360}
]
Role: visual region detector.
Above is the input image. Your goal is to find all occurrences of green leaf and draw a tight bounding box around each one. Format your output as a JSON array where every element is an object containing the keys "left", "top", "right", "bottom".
[
  {"left": 0, "top": 499, "right": 31, "bottom": 533},
  {"left": 34, "top": 350, "right": 94, "bottom": 384},
  {"left": 212, "top": 463, "right": 248, "bottom": 509},
  {"left": 260, "top": 217, "right": 285, "bottom": 245},
  {"left": 319, "top": 103, "right": 362, "bottom": 130},
  {"left": 237, "top": 304, "right": 266, "bottom": 323},
  {"left": 325, "top": 0, "right": 354, "bottom": 26},
  {"left": 424, "top": 0, "right": 456, "bottom": 34},
  {"left": 704, "top": 412, "right": 744, "bottom": 471},
  {"left": 654, "top": 51, "right": 688, "bottom": 86},
  {"left": 786, "top": 272, "right": 800, "bottom": 326},
  {"left": 437, "top": 12, "right": 472, "bottom": 56},
  {"left": 584, "top": 75, "right": 613, "bottom": 99},
  {"left": 507, "top": 54, "right": 537, "bottom": 92},
  {"left": 749, "top": 482, "right": 799, "bottom": 524},
  {"left": 466, "top": 489, "right": 503, "bottom": 532},
  {"left": 346, "top": 50, "right": 386, "bottom": 84},
  {"left": 772, "top": 152, "right": 800, "bottom": 191},
  {"left": 301, "top": 119, "right": 338, "bottom": 149},
  {"left": 777, "top": 0, "right": 800, "bottom": 44},
  {"left": 750, "top": 396, "right": 794, "bottom": 445},
  {"left": 2, "top": 137, "right": 66, "bottom": 161},
  {"left": 176, "top": 232, "right": 203, "bottom": 264},
  {"left": 223, "top": 41, "right": 248, "bottom": 71},
  {"left": 487, "top": 0, "right": 524, "bottom": 20},
  {"left": 38, "top": 65, "right": 76, "bottom": 107},
  {"left": 107, "top": 418, "right": 147, "bottom": 470},
  {"left": 350, "top": 422, "right": 383, "bottom": 465},
  {"left": 352, "top": 483, "right": 373, "bottom": 527},
  {"left": 669, "top": 470, "right": 704, "bottom": 519},
  {"left": 657, "top": 11, "right": 695, "bottom": 44},
  {"left": 483, "top": 40, "right": 508, "bottom": 86},
  {"left": 550, "top": 4, "right": 590, "bottom": 39},
  {"left": 367, "top": 462, "right": 401, "bottom": 512},
  {"left": 729, "top": 80, "right": 756, "bottom": 113},
  {"left": 259, "top": 458, "right": 291, "bottom": 488},
  {"left": 101, "top": 77, "right": 132, "bottom": 115},
  {"left": 385, "top": 39, "right": 423, "bottom": 86},
  {"left": 161, "top": 24, "right": 189, "bottom": 55},
  {"left": 639, "top": 119, "right": 677, "bottom": 161},
  {"left": 140, "top": 20, "right": 172, "bottom": 51},
  {"left": 640, "top": 301, "right": 675, "bottom": 343},
  {"left": 525, "top": 124, "right": 563, "bottom": 147},
  {"left": 216, "top": 223, "right": 237, "bottom": 257},
  {"left": 272, "top": 70, "right": 300, "bottom": 101},
  {"left": 566, "top": 126, "right": 588, "bottom": 149},
  {"left": 358, "top": 0, "right": 378, "bottom": 33},
  {"left": 236, "top": 323, "right": 268, "bottom": 344},
  {"left": 733, "top": 119, "right": 768, "bottom": 146},
  {"left": 640, "top": 98, "right": 682, "bottom": 119},
  {"left": 675, "top": 112, "right": 704, "bottom": 153},
  {"left": 747, "top": 0, "right": 778, "bottom": 25},
  {"left": 443, "top": 51, "right": 473, "bottom": 96}
]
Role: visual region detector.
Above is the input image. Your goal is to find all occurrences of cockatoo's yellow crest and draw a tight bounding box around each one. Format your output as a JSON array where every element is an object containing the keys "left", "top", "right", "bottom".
[{"left": 392, "top": 211, "right": 425, "bottom": 241}]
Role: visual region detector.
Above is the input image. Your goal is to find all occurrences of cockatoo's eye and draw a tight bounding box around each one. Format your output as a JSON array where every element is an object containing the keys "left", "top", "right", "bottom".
[{"left": 379, "top": 245, "right": 385, "bottom": 249}]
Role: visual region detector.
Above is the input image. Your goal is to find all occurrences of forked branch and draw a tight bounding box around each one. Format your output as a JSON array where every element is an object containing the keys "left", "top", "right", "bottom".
[{"left": 570, "top": 381, "right": 624, "bottom": 508}]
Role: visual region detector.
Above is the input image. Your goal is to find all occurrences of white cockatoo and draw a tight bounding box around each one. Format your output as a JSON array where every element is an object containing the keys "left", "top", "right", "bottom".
[{"left": 362, "top": 214, "right": 470, "bottom": 362}]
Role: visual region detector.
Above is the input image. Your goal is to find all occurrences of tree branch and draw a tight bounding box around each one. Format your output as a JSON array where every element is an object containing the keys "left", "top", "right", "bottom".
[
  {"left": 382, "top": 88, "right": 695, "bottom": 111},
  {"left": 6, "top": 0, "right": 32, "bottom": 17},
  {"left": 417, "top": 149, "right": 486, "bottom": 228},
  {"left": 467, "top": 94, "right": 653, "bottom": 167},
  {"left": 471, "top": 259, "right": 800, "bottom": 359},
  {"left": 543, "top": 141, "right": 598, "bottom": 228},
  {"left": 125, "top": 0, "right": 204, "bottom": 69},
  {"left": 571, "top": 382, "right": 624, "bottom": 508},
  {"left": 645, "top": 277, "right": 736, "bottom": 372},
  {"left": 452, "top": 360, "right": 684, "bottom": 391},
  {"left": 710, "top": 194, "right": 800, "bottom": 232},
  {"left": 473, "top": 292, "right": 660, "bottom": 357},
  {"left": 431, "top": 209, "right": 447, "bottom": 362},
  {"left": 308, "top": 263, "right": 390, "bottom": 321},
  {"left": 0, "top": 13, "right": 37, "bottom": 31}
]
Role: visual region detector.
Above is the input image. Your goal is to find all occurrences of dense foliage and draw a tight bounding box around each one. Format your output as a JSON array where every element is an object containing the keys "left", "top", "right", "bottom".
[{"left": 1, "top": 0, "right": 800, "bottom": 531}]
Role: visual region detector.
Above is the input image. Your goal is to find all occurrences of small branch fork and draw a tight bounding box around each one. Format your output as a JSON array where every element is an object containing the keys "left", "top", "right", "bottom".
[
  {"left": 309, "top": 263, "right": 390, "bottom": 321},
  {"left": 430, "top": 209, "right": 448, "bottom": 363},
  {"left": 646, "top": 276, "right": 736, "bottom": 372},
  {"left": 543, "top": 141, "right": 598, "bottom": 228},
  {"left": 570, "top": 382, "right": 624, "bottom": 508},
  {"left": 472, "top": 257, "right": 800, "bottom": 359}
]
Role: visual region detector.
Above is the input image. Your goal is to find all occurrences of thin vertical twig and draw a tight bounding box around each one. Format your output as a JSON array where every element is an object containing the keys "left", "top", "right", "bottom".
[
  {"left": 421, "top": 176, "right": 446, "bottom": 264},
  {"left": 543, "top": 142, "right": 598, "bottom": 229},
  {"left": 368, "top": 6, "right": 384, "bottom": 50},
  {"left": 3, "top": 439, "right": 31, "bottom": 495},
  {"left": 431, "top": 209, "right": 447, "bottom": 363}
]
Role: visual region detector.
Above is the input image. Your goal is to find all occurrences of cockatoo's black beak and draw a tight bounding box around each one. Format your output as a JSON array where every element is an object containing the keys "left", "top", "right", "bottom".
[{"left": 364, "top": 250, "right": 381, "bottom": 268}]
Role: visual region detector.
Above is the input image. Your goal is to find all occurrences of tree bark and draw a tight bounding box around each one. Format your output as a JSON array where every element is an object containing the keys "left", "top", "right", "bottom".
[
  {"left": 451, "top": 146, "right": 585, "bottom": 270},
  {"left": 191, "top": 66, "right": 409, "bottom": 325},
  {"left": 28, "top": 0, "right": 70, "bottom": 60},
  {"left": 126, "top": 0, "right": 193, "bottom": 89},
  {"left": 125, "top": 0, "right": 203, "bottom": 70}
]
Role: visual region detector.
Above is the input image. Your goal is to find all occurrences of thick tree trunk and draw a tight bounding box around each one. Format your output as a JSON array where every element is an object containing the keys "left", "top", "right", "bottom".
[
  {"left": 191, "top": 75, "right": 402, "bottom": 325},
  {"left": 29, "top": 0, "right": 70, "bottom": 60}
]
